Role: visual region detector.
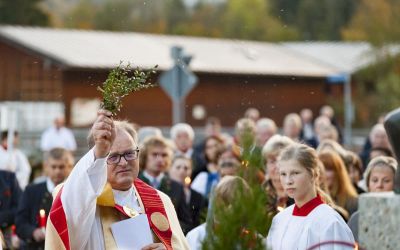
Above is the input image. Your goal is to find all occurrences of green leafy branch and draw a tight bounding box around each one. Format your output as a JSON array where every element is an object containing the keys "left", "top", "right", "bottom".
[{"left": 97, "top": 62, "right": 157, "bottom": 115}]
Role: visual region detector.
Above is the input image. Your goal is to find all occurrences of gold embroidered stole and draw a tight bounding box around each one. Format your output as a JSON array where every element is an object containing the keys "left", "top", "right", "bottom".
[
  {"left": 99, "top": 206, "right": 120, "bottom": 250},
  {"left": 96, "top": 183, "right": 160, "bottom": 249}
]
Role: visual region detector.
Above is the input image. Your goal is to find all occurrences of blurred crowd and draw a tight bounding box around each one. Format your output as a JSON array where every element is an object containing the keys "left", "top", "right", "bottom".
[{"left": 0, "top": 105, "right": 396, "bottom": 249}]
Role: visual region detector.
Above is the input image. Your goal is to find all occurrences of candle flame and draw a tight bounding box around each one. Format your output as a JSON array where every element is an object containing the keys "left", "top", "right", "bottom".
[
  {"left": 184, "top": 177, "right": 191, "bottom": 185},
  {"left": 40, "top": 209, "right": 46, "bottom": 217}
]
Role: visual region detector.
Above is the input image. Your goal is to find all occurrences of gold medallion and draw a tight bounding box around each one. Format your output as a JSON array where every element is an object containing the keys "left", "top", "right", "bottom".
[
  {"left": 150, "top": 212, "right": 170, "bottom": 232},
  {"left": 123, "top": 206, "right": 139, "bottom": 218}
]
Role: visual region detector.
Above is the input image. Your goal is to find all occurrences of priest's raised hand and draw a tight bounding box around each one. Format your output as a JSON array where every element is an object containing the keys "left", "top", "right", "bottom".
[{"left": 93, "top": 109, "right": 115, "bottom": 159}]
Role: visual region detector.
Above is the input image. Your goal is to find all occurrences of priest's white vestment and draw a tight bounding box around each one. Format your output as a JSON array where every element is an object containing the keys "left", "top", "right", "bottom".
[{"left": 45, "top": 149, "right": 189, "bottom": 250}]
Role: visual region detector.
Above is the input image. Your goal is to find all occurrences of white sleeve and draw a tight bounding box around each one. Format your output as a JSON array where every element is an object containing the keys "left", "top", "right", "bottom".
[
  {"left": 186, "top": 224, "right": 206, "bottom": 250},
  {"left": 61, "top": 148, "right": 108, "bottom": 250},
  {"left": 15, "top": 151, "right": 31, "bottom": 190},
  {"left": 191, "top": 173, "right": 207, "bottom": 196},
  {"left": 266, "top": 217, "right": 277, "bottom": 249},
  {"left": 40, "top": 130, "right": 50, "bottom": 151},
  {"left": 66, "top": 129, "right": 77, "bottom": 151},
  {"left": 319, "top": 220, "right": 355, "bottom": 250}
]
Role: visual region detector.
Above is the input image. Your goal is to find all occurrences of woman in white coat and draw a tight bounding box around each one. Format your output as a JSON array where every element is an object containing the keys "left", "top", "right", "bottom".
[{"left": 267, "top": 143, "right": 355, "bottom": 250}]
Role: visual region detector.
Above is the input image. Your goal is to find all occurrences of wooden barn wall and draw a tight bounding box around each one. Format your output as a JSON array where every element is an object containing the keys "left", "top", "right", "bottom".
[
  {"left": 63, "top": 70, "right": 329, "bottom": 127},
  {"left": 0, "top": 41, "right": 63, "bottom": 101},
  {"left": 187, "top": 74, "right": 328, "bottom": 127}
]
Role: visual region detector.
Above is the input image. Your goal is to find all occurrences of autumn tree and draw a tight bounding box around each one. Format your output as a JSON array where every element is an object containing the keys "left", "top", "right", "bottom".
[
  {"left": 178, "top": 2, "right": 225, "bottom": 37},
  {"left": 64, "top": 0, "right": 97, "bottom": 29},
  {"left": 220, "top": 0, "right": 298, "bottom": 41},
  {"left": 344, "top": 0, "right": 400, "bottom": 125},
  {"left": 342, "top": 0, "right": 400, "bottom": 45},
  {"left": 270, "top": 0, "right": 357, "bottom": 40}
]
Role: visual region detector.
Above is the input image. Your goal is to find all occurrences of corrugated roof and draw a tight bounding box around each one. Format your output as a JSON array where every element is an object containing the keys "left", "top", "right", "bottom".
[
  {"left": 282, "top": 42, "right": 400, "bottom": 73},
  {"left": 0, "top": 26, "right": 339, "bottom": 77}
]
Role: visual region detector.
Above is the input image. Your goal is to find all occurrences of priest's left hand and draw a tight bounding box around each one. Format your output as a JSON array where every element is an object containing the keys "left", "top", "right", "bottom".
[{"left": 141, "top": 243, "right": 166, "bottom": 250}]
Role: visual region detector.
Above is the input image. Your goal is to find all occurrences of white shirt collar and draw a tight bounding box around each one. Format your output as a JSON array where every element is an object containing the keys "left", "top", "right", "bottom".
[
  {"left": 46, "top": 178, "right": 56, "bottom": 193},
  {"left": 176, "top": 148, "right": 193, "bottom": 158},
  {"left": 112, "top": 186, "right": 142, "bottom": 212},
  {"left": 143, "top": 171, "right": 164, "bottom": 185}
]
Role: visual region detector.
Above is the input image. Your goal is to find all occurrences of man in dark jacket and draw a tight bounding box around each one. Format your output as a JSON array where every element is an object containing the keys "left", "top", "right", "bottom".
[
  {"left": 138, "top": 136, "right": 192, "bottom": 234},
  {"left": 16, "top": 148, "right": 73, "bottom": 249},
  {"left": 0, "top": 170, "right": 22, "bottom": 248}
]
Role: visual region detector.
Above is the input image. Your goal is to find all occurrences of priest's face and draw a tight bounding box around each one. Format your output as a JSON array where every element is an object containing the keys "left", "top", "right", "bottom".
[
  {"left": 107, "top": 129, "right": 139, "bottom": 191},
  {"left": 278, "top": 159, "right": 316, "bottom": 206}
]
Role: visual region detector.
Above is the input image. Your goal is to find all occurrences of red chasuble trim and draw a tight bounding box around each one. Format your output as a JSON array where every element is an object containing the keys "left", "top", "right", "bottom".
[
  {"left": 292, "top": 195, "right": 324, "bottom": 217},
  {"left": 49, "top": 181, "right": 173, "bottom": 250},
  {"left": 114, "top": 204, "right": 129, "bottom": 217},
  {"left": 134, "top": 179, "right": 173, "bottom": 250},
  {"left": 49, "top": 187, "right": 70, "bottom": 250}
]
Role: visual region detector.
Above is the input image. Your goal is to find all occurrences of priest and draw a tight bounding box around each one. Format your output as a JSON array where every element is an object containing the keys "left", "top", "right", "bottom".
[{"left": 45, "top": 109, "right": 189, "bottom": 250}]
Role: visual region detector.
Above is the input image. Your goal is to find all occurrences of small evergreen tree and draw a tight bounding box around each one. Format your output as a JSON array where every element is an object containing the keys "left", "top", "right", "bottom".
[{"left": 201, "top": 129, "right": 272, "bottom": 249}]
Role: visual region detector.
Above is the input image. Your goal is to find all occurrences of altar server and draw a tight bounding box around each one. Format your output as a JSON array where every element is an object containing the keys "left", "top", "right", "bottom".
[{"left": 267, "top": 143, "right": 355, "bottom": 250}]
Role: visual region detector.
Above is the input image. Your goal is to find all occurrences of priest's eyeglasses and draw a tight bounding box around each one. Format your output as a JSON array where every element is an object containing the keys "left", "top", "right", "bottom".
[{"left": 107, "top": 149, "right": 140, "bottom": 164}]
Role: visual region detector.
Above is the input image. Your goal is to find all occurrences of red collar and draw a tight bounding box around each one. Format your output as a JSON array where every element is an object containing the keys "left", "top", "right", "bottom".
[{"left": 292, "top": 195, "right": 324, "bottom": 217}]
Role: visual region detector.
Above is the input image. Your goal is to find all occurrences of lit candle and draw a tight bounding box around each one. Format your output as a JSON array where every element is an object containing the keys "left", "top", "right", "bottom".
[
  {"left": 39, "top": 209, "right": 46, "bottom": 228},
  {"left": 184, "top": 176, "right": 191, "bottom": 186}
]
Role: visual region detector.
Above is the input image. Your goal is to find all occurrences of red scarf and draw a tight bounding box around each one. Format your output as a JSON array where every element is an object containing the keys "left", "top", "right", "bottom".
[{"left": 292, "top": 195, "right": 324, "bottom": 216}]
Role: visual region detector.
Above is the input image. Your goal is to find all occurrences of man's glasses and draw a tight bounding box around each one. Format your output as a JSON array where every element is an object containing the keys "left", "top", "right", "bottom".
[{"left": 107, "top": 149, "right": 140, "bottom": 165}]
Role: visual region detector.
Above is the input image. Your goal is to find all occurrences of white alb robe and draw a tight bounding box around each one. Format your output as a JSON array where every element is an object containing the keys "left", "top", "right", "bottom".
[
  {"left": 40, "top": 126, "right": 77, "bottom": 151},
  {"left": 267, "top": 203, "right": 355, "bottom": 250},
  {"left": 186, "top": 223, "right": 206, "bottom": 250},
  {"left": 0, "top": 146, "right": 31, "bottom": 189}
]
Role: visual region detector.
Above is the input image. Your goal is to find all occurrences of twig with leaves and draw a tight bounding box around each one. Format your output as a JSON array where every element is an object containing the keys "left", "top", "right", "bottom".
[{"left": 97, "top": 62, "right": 157, "bottom": 115}]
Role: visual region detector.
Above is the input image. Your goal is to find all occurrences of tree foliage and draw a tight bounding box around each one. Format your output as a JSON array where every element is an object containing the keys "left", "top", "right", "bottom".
[
  {"left": 220, "top": 0, "right": 298, "bottom": 41},
  {"left": 342, "top": 0, "right": 400, "bottom": 46},
  {"left": 354, "top": 54, "right": 400, "bottom": 125},
  {"left": 202, "top": 131, "right": 271, "bottom": 249},
  {"left": 64, "top": 0, "right": 97, "bottom": 29},
  {"left": 0, "top": 0, "right": 49, "bottom": 26},
  {"left": 59, "top": 0, "right": 298, "bottom": 41},
  {"left": 93, "top": 0, "right": 136, "bottom": 31},
  {"left": 270, "top": 0, "right": 356, "bottom": 40},
  {"left": 343, "top": 0, "right": 400, "bottom": 125}
]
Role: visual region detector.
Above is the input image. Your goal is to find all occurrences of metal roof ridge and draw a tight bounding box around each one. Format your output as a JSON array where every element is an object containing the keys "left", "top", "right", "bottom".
[
  {"left": 280, "top": 41, "right": 371, "bottom": 73},
  {"left": 0, "top": 25, "right": 280, "bottom": 45},
  {"left": 0, "top": 25, "right": 354, "bottom": 76}
]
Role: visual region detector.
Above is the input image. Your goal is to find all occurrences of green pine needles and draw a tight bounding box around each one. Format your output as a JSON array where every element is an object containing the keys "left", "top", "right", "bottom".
[
  {"left": 202, "top": 131, "right": 272, "bottom": 250},
  {"left": 97, "top": 62, "right": 157, "bottom": 115}
]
